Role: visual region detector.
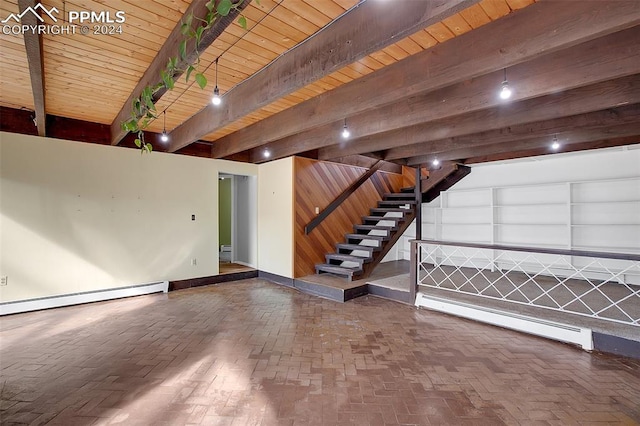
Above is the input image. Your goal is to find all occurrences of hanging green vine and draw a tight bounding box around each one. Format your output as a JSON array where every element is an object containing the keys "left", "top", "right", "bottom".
[{"left": 121, "top": 0, "right": 257, "bottom": 153}]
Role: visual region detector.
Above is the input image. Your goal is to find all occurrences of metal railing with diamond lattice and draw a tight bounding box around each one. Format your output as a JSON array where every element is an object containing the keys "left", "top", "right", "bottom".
[{"left": 410, "top": 240, "right": 640, "bottom": 326}]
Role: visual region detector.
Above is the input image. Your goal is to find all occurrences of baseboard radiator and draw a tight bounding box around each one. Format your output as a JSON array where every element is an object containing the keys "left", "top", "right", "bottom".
[
  {"left": 416, "top": 293, "right": 593, "bottom": 351},
  {"left": 0, "top": 281, "right": 169, "bottom": 316}
]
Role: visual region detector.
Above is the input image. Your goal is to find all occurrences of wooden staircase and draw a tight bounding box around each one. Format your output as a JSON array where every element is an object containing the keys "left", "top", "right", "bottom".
[{"left": 315, "top": 163, "right": 470, "bottom": 280}]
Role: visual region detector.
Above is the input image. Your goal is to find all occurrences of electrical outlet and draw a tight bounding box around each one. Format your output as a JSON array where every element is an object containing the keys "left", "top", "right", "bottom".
[
  {"left": 191, "top": 259, "right": 197, "bottom": 266},
  {"left": 0, "top": 276, "right": 7, "bottom": 286}
]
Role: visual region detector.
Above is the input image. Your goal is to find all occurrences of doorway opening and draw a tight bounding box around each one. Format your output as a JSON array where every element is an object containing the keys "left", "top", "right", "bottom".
[{"left": 218, "top": 173, "right": 257, "bottom": 275}]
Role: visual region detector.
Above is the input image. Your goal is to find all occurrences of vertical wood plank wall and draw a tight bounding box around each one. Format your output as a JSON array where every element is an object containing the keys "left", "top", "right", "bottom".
[
  {"left": 402, "top": 165, "right": 416, "bottom": 189},
  {"left": 294, "top": 157, "right": 404, "bottom": 278},
  {"left": 402, "top": 165, "right": 428, "bottom": 189}
]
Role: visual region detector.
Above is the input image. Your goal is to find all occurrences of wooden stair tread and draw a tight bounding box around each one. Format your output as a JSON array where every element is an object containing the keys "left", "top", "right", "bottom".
[
  {"left": 354, "top": 224, "right": 396, "bottom": 232},
  {"left": 346, "top": 233, "right": 388, "bottom": 242},
  {"left": 362, "top": 215, "right": 405, "bottom": 223},
  {"left": 315, "top": 264, "right": 361, "bottom": 278},
  {"left": 370, "top": 207, "right": 412, "bottom": 214},
  {"left": 336, "top": 243, "right": 380, "bottom": 252},
  {"left": 326, "top": 253, "right": 372, "bottom": 264},
  {"left": 383, "top": 193, "right": 416, "bottom": 200},
  {"left": 378, "top": 200, "right": 417, "bottom": 206}
]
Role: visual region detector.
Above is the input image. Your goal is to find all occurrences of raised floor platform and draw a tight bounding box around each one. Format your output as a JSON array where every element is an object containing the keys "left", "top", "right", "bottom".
[{"left": 295, "top": 260, "right": 412, "bottom": 304}]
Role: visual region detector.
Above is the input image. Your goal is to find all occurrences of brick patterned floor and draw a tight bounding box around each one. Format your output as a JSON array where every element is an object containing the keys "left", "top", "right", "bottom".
[{"left": 1, "top": 278, "right": 639, "bottom": 425}]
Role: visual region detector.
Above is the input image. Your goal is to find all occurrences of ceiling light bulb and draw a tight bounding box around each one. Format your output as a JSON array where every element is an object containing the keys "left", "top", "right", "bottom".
[
  {"left": 341, "top": 125, "right": 350, "bottom": 139},
  {"left": 160, "top": 131, "right": 169, "bottom": 143},
  {"left": 211, "top": 86, "right": 221, "bottom": 106},
  {"left": 432, "top": 159, "right": 440, "bottom": 166},
  {"left": 264, "top": 149, "right": 271, "bottom": 158},
  {"left": 551, "top": 136, "right": 560, "bottom": 150},
  {"left": 499, "top": 81, "right": 512, "bottom": 100}
]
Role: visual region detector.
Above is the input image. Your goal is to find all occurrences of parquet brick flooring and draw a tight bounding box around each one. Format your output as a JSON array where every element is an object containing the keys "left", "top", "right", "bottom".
[{"left": 1, "top": 278, "right": 639, "bottom": 425}]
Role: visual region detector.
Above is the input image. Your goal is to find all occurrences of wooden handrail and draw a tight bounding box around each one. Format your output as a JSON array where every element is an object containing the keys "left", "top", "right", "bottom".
[{"left": 305, "top": 160, "right": 383, "bottom": 235}]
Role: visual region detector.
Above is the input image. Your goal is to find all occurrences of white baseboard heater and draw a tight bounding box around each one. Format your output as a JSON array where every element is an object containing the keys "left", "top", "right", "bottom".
[
  {"left": 0, "top": 281, "right": 169, "bottom": 316},
  {"left": 416, "top": 292, "right": 593, "bottom": 351}
]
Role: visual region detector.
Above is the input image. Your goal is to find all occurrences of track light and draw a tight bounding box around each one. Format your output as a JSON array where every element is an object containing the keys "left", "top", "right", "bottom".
[
  {"left": 341, "top": 119, "right": 350, "bottom": 139},
  {"left": 499, "top": 68, "right": 512, "bottom": 100},
  {"left": 211, "top": 58, "right": 222, "bottom": 106},
  {"left": 551, "top": 135, "right": 560, "bottom": 150},
  {"left": 160, "top": 110, "right": 169, "bottom": 142},
  {"left": 432, "top": 158, "right": 440, "bottom": 166}
]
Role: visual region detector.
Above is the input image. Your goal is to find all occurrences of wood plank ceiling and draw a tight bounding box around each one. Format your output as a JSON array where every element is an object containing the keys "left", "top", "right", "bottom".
[{"left": 1, "top": 0, "right": 639, "bottom": 167}]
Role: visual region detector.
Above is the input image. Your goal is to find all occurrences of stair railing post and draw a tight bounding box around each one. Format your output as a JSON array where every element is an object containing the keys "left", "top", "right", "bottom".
[
  {"left": 412, "top": 166, "right": 423, "bottom": 303},
  {"left": 414, "top": 165, "right": 422, "bottom": 239}
]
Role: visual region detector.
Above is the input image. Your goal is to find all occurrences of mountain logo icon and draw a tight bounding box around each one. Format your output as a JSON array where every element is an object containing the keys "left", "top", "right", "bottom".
[{"left": 1, "top": 3, "right": 59, "bottom": 24}]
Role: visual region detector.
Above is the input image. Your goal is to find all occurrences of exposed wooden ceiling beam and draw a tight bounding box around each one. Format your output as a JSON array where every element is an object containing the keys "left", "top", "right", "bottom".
[
  {"left": 405, "top": 121, "right": 640, "bottom": 166},
  {"left": 249, "top": 27, "right": 640, "bottom": 162},
  {"left": 209, "top": 0, "right": 640, "bottom": 159},
  {"left": 168, "top": 0, "right": 479, "bottom": 153},
  {"left": 386, "top": 103, "right": 640, "bottom": 163},
  {"left": 110, "top": 0, "right": 251, "bottom": 146},
  {"left": 318, "top": 75, "right": 640, "bottom": 161},
  {"left": 322, "top": 155, "right": 402, "bottom": 174},
  {"left": 464, "top": 136, "right": 640, "bottom": 165},
  {"left": 18, "top": 0, "right": 46, "bottom": 136}
]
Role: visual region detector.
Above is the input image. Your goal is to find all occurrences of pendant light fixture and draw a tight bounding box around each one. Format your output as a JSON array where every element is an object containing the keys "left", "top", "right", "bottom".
[
  {"left": 499, "top": 68, "right": 512, "bottom": 100},
  {"left": 341, "top": 119, "right": 350, "bottom": 139},
  {"left": 211, "top": 58, "right": 222, "bottom": 106},
  {"left": 160, "top": 110, "right": 169, "bottom": 142}
]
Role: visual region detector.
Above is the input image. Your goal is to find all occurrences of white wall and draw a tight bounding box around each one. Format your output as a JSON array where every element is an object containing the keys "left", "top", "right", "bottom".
[
  {"left": 257, "top": 157, "right": 294, "bottom": 278},
  {"left": 0, "top": 132, "right": 258, "bottom": 302},
  {"left": 399, "top": 146, "right": 640, "bottom": 258}
]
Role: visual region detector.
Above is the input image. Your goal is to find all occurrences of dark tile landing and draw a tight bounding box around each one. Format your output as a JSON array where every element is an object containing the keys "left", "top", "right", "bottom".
[
  {"left": 296, "top": 260, "right": 411, "bottom": 303},
  {"left": 294, "top": 276, "right": 368, "bottom": 302},
  {"left": 1, "top": 278, "right": 638, "bottom": 425}
]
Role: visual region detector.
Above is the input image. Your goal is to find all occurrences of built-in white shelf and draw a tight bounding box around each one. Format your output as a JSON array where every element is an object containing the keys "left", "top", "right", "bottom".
[
  {"left": 494, "top": 203, "right": 567, "bottom": 208},
  {"left": 406, "top": 167, "right": 639, "bottom": 270},
  {"left": 571, "top": 200, "right": 640, "bottom": 205},
  {"left": 494, "top": 223, "right": 567, "bottom": 226},
  {"left": 571, "top": 223, "right": 640, "bottom": 227}
]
